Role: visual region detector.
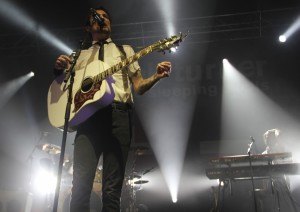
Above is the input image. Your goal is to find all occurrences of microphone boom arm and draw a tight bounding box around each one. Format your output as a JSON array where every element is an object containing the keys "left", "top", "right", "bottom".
[{"left": 90, "top": 8, "right": 104, "bottom": 28}]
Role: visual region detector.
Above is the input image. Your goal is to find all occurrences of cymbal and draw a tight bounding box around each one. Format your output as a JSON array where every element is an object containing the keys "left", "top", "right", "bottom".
[
  {"left": 128, "top": 173, "right": 141, "bottom": 180},
  {"left": 134, "top": 180, "right": 149, "bottom": 184},
  {"left": 36, "top": 143, "right": 61, "bottom": 154}
]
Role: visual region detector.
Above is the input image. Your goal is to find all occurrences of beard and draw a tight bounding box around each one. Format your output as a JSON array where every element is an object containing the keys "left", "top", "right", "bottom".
[{"left": 93, "top": 24, "right": 111, "bottom": 35}]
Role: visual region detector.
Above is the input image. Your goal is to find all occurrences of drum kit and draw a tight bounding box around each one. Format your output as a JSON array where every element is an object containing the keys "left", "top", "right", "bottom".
[
  {"left": 36, "top": 143, "right": 61, "bottom": 155},
  {"left": 122, "top": 145, "right": 154, "bottom": 212},
  {"left": 34, "top": 142, "right": 103, "bottom": 212},
  {"left": 33, "top": 142, "right": 153, "bottom": 212}
]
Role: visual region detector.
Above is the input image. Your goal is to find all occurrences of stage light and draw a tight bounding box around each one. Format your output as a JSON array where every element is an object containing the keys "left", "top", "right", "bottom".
[
  {"left": 279, "top": 16, "right": 300, "bottom": 42},
  {"left": 279, "top": 35, "right": 287, "bottom": 43},
  {"left": 0, "top": 72, "right": 34, "bottom": 109},
  {"left": 217, "top": 179, "right": 225, "bottom": 187},
  {"left": 172, "top": 197, "right": 178, "bottom": 203},
  {"left": 33, "top": 169, "right": 57, "bottom": 194},
  {"left": 170, "top": 47, "right": 177, "bottom": 53},
  {"left": 0, "top": 0, "right": 72, "bottom": 54},
  {"left": 28, "top": 71, "right": 34, "bottom": 77}
]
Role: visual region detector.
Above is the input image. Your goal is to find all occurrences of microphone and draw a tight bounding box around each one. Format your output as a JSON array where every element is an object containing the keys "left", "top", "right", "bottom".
[
  {"left": 247, "top": 136, "right": 258, "bottom": 154},
  {"left": 248, "top": 136, "right": 256, "bottom": 154},
  {"left": 90, "top": 8, "right": 104, "bottom": 28}
]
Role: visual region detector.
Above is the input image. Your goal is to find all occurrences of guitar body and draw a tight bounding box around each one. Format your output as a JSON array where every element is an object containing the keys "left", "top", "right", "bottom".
[
  {"left": 47, "top": 60, "right": 115, "bottom": 131},
  {"left": 47, "top": 32, "right": 187, "bottom": 131}
]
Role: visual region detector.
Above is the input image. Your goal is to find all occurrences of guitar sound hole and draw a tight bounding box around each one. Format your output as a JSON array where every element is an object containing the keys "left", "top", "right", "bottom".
[{"left": 81, "top": 78, "right": 94, "bottom": 93}]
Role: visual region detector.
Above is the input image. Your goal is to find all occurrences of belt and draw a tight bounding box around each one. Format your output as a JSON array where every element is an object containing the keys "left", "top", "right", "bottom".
[{"left": 111, "top": 101, "right": 132, "bottom": 111}]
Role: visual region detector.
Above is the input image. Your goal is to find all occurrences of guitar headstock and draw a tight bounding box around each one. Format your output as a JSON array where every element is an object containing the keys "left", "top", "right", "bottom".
[{"left": 152, "top": 32, "right": 189, "bottom": 54}]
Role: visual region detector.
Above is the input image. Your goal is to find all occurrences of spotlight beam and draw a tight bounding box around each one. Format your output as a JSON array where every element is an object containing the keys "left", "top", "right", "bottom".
[
  {"left": 154, "top": 0, "right": 175, "bottom": 36},
  {"left": 136, "top": 87, "right": 196, "bottom": 203},
  {"left": 0, "top": 72, "right": 34, "bottom": 109},
  {"left": 0, "top": 0, "right": 72, "bottom": 54},
  {"left": 221, "top": 59, "right": 300, "bottom": 155},
  {"left": 280, "top": 16, "right": 300, "bottom": 42}
]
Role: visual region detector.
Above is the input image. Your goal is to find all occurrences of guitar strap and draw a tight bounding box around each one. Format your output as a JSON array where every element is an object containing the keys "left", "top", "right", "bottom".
[
  {"left": 116, "top": 44, "right": 131, "bottom": 88},
  {"left": 116, "top": 44, "right": 127, "bottom": 60},
  {"left": 116, "top": 44, "right": 130, "bottom": 74}
]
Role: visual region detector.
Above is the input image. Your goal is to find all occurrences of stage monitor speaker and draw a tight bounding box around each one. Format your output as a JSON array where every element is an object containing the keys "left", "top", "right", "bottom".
[{"left": 0, "top": 191, "right": 32, "bottom": 212}]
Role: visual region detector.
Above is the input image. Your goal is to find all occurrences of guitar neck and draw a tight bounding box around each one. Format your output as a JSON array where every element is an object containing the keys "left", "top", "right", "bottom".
[{"left": 94, "top": 45, "right": 153, "bottom": 83}]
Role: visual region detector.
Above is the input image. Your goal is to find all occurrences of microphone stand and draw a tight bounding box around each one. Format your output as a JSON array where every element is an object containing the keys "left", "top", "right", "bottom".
[
  {"left": 52, "top": 34, "right": 89, "bottom": 212},
  {"left": 247, "top": 136, "right": 258, "bottom": 212}
]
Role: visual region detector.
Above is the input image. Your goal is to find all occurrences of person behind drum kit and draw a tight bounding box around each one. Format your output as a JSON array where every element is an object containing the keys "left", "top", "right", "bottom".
[{"left": 53, "top": 5, "right": 172, "bottom": 212}]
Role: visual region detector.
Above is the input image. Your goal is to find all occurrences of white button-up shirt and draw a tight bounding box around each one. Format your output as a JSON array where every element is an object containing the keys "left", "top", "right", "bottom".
[{"left": 74, "top": 38, "right": 140, "bottom": 104}]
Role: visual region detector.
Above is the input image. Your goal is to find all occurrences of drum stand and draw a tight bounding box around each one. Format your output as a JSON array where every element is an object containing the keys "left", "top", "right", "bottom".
[
  {"left": 128, "top": 185, "right": 137, "bottom": 212},
  {"left": 125, "top": 146, "right": 152, "bottom": 212},
  {"left": 127, "top": 151, "right": 139, "bottom": 212}
]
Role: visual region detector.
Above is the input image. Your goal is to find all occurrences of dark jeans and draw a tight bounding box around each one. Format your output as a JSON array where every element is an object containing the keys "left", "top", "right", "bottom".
[{"left": 70, "top": 104, "right": 132, "bottom": 212}]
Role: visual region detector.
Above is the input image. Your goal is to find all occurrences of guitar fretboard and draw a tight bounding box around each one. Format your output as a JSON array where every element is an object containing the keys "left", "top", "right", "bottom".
[{"left": 93, "top": 45, "right": 154, "bottom": 84}]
